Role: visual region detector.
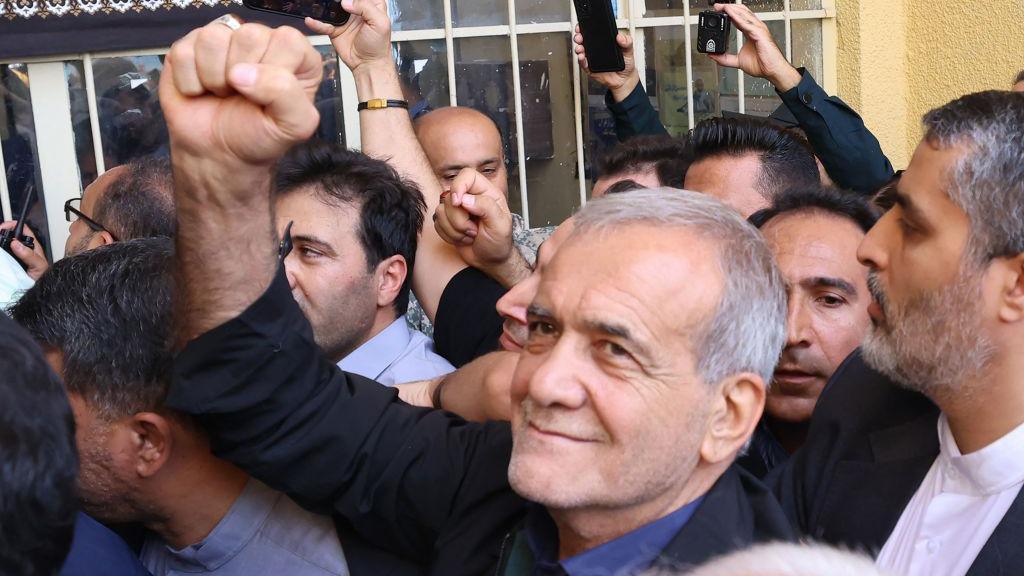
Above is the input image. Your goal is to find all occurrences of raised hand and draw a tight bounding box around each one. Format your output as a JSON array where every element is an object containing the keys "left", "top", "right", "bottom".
[
  {"left": 433, "top": 168, "right": 531, "bottom": 287},
  {"left": 573, "top": 26, "right": 640, "bottom": 102},
  {"left": 160, "top": 19, "right": 322, "bottom": 168},
  {"left": 0, "top": 221, "right": 47, "bottom": 280},
  {"left": 305, "top": 0, "right": 391, "bottom": 74},
  {"left": 706, "top": 3, "right": 801, "bottom": 91}
]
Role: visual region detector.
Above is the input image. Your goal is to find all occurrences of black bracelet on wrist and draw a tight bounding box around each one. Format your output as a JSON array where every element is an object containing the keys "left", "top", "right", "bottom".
[{"left": 357, "top": 99, "right": 410, "bottom": 112}]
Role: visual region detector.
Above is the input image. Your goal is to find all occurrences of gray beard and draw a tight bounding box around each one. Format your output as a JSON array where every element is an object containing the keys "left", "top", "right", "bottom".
[{"left": 861, "top": 269, "right": 995, "bottom": 403}]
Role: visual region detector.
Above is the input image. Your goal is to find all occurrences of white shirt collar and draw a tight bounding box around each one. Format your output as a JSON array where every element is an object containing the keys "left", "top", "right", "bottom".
[{"left": 937, "top": 413, "right": 1024, "bottom": 496}]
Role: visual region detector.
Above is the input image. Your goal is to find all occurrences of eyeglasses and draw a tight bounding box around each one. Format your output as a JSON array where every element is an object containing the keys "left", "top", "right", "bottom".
[{"left": 64, "top": 198, "right": 118, "bottom": 241}]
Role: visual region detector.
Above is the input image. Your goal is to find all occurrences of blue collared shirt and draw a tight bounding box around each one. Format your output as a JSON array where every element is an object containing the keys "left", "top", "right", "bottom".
[
  {"left": 61, "top": 513, "right": 151, "bottom": 576},
  {"left": 140, "top": 478, "right": 348, "bottom": 576},
  {"left": 524, "top": 497, "right": 704, "bottom": 576},
  {"left": 338, "top": 317, "right": 454, "bottom": 386}
]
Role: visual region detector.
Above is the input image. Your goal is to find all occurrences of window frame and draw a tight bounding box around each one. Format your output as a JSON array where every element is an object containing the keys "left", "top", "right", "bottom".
[{"left": 0, "top": 0, "right": 835, "bottom": 253}]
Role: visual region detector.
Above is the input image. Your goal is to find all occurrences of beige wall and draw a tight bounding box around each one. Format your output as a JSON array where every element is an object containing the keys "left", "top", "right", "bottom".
[{"left": 835, "top": 0, "right": 1024, "bottom": 169}]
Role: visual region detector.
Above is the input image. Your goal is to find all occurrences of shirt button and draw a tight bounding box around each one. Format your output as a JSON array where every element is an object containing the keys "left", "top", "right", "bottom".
[
  {"left": 926, "top": 539, "right": 941, "bottom": 554},
  {"left": 801, "top": 92, "right": 813, "bottom": 105}
]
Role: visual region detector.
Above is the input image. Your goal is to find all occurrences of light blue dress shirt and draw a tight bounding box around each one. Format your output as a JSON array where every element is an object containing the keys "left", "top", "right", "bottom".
[
  {"left": 338, "top": 317, "right": 455, "bottom": 386},
  {"left": 140, "top": 479, "right": 348, "bottom": 576}
]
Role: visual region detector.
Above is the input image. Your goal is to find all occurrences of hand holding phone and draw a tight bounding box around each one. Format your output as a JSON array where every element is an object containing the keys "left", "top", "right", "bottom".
[
  {"left": 572, "top": 0, "right": 625, "bottom": 73},
  {"left": 705, "top": 3, "right": 802, "bottom": 92},
  {"left": 243, "top": 0, "right": 351, "bottom": 26},
  {"left": 304, "top": 0, "right": 393, "bottom": 74},
  {"left": 574, "top": 26, "right": 638, "bottom": 102}
]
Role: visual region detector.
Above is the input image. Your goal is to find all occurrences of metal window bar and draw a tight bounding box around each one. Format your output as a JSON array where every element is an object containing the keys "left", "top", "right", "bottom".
[
  {"left": 83, "top": 55, "right": 107, "bottom": 177},
  {"left": 0, "top": 131, "right": 10, "bottom": 222},
  {"left": 507, "top": 0, "right": 531, "bottom": 228},
  {"left": 0, "top": 7, "right": 835, "bottom": 243},
  {"left": 569, "top": 0, "right": 588, "bottom": 208}
]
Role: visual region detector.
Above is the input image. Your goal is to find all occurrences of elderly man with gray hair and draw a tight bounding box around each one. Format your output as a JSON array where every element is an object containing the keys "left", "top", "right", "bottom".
[{"left": 159, "top": 15, "right": 794, "bottom": 576}]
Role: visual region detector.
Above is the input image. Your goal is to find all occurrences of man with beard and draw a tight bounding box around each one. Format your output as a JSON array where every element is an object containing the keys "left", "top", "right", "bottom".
[
  {"left": 774, "top": 90, "right": 1024, "bottom": 575},
  {"left": 739, "top": 186, "right": 877, "bottom": 478}
]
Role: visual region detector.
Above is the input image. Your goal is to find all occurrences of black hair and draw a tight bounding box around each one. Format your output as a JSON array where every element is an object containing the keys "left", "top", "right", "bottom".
[
  {"left": 0, "top": 314, "right": 78, "bottom": 575},
  {"left": 274, "top": 140, "right": 426, "bottom": 316},
  {"left": 597, "top": 135, "right": 689, "bottom": 189},
  {"left": 1015, "top": 70, "right": 1024, "bottom": 85},
  {"left": 748, "top": 185, "right": 880, "bottom": 233},
  {"left": 93, "top": 156, "right": 176, "bottom": 240},
  {"left": 11, "top": 238, "right": 175, "bottom": 420},
  {"left": 603, "top": 179, "right": 648, "bottom": 195},
  {"left": 688, "top": 117, "right": 820, "bottom": 201}
]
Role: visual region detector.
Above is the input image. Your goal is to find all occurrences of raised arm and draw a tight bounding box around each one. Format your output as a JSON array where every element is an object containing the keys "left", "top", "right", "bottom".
[
  {"left": 162, "top": 20, "right": 523, "bottom": 572},
  {"left": 574, "top": 27, "right": 668, "bottom": 141},
  {"left": 307, "top": 2, "right": 466, "bottom": 321},
  {"left": 709, "top": 2, "right": 895, "bottom": 193},
  {"left": 161, "top": 20, "right": 321, "bottom": 346}
]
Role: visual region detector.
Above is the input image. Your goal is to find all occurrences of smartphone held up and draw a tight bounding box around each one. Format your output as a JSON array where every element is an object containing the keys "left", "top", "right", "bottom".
[
  {"left": 573, "top": 0, "right": 625, "bottom": 73},
  {"left": 243, "top": 0, "right": 351, "bottom": 26}
]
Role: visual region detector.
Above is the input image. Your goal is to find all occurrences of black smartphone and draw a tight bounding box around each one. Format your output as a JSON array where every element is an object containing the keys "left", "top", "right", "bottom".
[
  {"left": 242, "top": 0, "right": 351, "bottom": 26},
  {"left": 573, "top": 0, "right": 625, "bottom": 73}
]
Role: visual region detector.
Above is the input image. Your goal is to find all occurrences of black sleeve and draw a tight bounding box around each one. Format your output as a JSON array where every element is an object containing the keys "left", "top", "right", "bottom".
[
  {"left": 777, "top": 69, "right": 896, "bottom": 194},
  {"left": 433, "top": 266, "right": 507, "bottom": 368},
  {"left": 605, "top": 82, "right": 670, "bottom": 142},
  {"left": 166, "top": 266, "right": 525, "bottom": 575}
]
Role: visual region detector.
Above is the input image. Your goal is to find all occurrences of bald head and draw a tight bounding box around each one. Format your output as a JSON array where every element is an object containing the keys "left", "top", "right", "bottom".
[{"left": 415, "top": 106, "right": 508, "bottom": 195}]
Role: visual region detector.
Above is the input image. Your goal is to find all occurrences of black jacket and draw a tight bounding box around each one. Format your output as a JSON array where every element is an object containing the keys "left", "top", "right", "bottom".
[
  {"left": 168, "top": 267, "right": 526, "bottom": 576},
  {"left": 168, "top": 267, "right": 797, "bottom": 575},
  {"left": 773, "top": 350, "right": 1024, "bottom": 574},
  {"left": 606, "top": 69, "right": 896, "bottom": 195}
]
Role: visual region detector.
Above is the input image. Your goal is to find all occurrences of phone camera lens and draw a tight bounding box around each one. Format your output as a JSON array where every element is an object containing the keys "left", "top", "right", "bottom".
[{"left": 705, "top": 14, "right": 721, "bottom": 28}]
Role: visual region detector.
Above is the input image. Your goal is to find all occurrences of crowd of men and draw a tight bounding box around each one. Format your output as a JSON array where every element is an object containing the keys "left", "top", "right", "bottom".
[{"left": 1, "top": 1, "right": 1022, "bottom": 575}]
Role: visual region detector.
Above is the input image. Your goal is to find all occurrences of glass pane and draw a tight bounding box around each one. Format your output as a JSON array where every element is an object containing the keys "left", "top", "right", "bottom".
[
  {"left": 582, "top": 75, "right": 619, "bottom": 198},
  {"left": 517, "top": 0, "right": 570, "bottom": 24},
  {"left": 644, "top": 0, "right": 685, "bottom": 17},
  {"left": 744, "top": 0, "right": 784, "bottom": 12},
  {"left": 453, "top": 36, "right": 522, "bottom": 216},
  {"left": 92, "top": 55, "right": 169, "bottom": 167},
  {"left": 643, "top": 25, "right": 738, "bottom": 135},
  {"left": 1, "top": 64, "right": 52, "bottom": 259},
  {"left": 452, "top": 0, "right": 508, "bottom": 27},
  {"left": 394, "top": 40, "right": 450, "bottom": 115},
  {"left": 65, "top": 61, "right": 99, "bottom": 189},
  {"left": 313, "top": 45, "right": 347, "bottom": 146},
  {"left": 742, "top": 19, "right": 785, "bottom": 116},
  {"left": 792, "top": 19, "right": 823, "bottom": 82},
  {"left": 790, "top": 0, "right": 822, "bottom": 10},
  {"left": 387, "top": 0, "right": 443, "bottom": 31},
  {"left": 517, "top": 33, "right": 580, "bottom": 227}
]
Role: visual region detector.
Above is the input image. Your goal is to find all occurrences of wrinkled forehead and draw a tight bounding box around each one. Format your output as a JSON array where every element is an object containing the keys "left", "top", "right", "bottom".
[{"left": 538, "top": 225, "right": 723, "bottom": 333}]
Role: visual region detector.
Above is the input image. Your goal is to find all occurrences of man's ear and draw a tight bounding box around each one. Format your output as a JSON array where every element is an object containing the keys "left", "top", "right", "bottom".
[
  {"left": 997, "top": 253, "right": 1024, "bottom": 324},
  {"left": 375, "top": 255, "right": 407, "bottom": 309},
  {"left": 127, "top": 412, "right": 174, "bottom": 478},
  {"left": 87, "top": 230, "right": 116, "bottom": 251},
  {"left": 699, "top": 373, "right": 766, "bottom": 465}
]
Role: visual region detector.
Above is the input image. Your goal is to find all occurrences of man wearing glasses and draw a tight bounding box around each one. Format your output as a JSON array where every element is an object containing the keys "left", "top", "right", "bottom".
[{"left": 0, "top": 158, "right": 173, "bottom": 281}]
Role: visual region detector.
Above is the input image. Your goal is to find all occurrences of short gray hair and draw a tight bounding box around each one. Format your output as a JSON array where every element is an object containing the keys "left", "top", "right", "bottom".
[
  {"left": 572, "top": 187, "right": 786, "bottom": 385},
  {"left": 922, "top": 91, "right": 1024, "bottom": 265}
]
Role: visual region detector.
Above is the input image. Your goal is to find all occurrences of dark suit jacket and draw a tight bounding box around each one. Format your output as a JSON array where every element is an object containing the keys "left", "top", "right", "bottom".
[
  {"left": 773, "top": 350, "right": 1024, "bottom": 575},
  {"left": 495, "top": 466, "right": 795, "bottom": 575},
  {"left": 168, "top": 266, "right": 527, "bottom": 576},
  {"left": 606, "top": 69, "right": 896, "bottom": 195}
]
